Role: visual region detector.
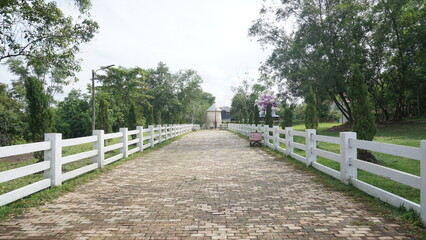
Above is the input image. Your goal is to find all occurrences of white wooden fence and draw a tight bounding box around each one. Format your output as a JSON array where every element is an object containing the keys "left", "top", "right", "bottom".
[
  {"left": 228, "top": 123, "right": 426, "bottom": 225},
  {"left": 0, "top": 124, "right": 194, "bottom": 206}
]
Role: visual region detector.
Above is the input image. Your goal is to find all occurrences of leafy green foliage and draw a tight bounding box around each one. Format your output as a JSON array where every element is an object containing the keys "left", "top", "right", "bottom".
[
  {"left": 265, "top": 103, "right": 273, "bottom": 127},
  {"left": 154, "top": 111, "right": 162, "bottom": 125},
  {"left": 248, "top": 109, "right": 253, "bottom": 124},
  {"left": 96, "top": 66, "right": 149, "bottom": 131},
  {"left": 96, "top": 94, "right": 111, "bottom": 133},
  {"left": 281, "top": 107, "right": 293, "bottom": 128},
  {"left": 144, "top": 105, "right": 154, "bottom": 127},
  {"left": 254, "top": 105, "right": 260, "bottom": 125},
  {"left": 348, "top": 64, "right": 376, "bottom": 141},
  {"left": 304, "top": 87, "right": 318, "bottom": 129},
  {"left": 24, "top": 77, "right": 52, "bottom": 142},
  {"left": 0, "top": 0, "right": 99, "bottom": 78},
  {"left": 145, "top": 63, "right": 213, "bottom": 124},
  {"left": 55, "top": 90, "right": 91, "bottom": 138},
  {"left": 0, "top": 83, "right": 26, "bottom": 146},
  {"left": 127, "top": 103, "right": 137, "bottom": 131},
  {"left": 7, "top": 58, "right": 75, "bottom": 104},
  {"left": 230, "top": 80, "right": 265, "bottom": 123}
]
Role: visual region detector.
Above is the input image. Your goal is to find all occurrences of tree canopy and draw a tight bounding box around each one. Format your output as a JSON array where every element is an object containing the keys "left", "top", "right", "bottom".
[
  {"left": 0, "top": 0, "right": 98, "bottom": 77},
  {"left": 250, "top": 0, "right": 426, "bottom": 122}
]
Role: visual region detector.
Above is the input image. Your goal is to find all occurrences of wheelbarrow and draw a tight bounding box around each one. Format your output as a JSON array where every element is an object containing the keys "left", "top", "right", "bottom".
[{"left": 249, "top": 132, "right": 263, "bottom": 147}]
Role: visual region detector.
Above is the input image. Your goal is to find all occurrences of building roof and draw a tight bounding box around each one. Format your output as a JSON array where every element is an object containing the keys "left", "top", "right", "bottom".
[
  {"left": 220, "top": 106, "right": 231, "bottom": 112},
  {"left": 207, "top": 104, "right": 222, "bottom": 112}
]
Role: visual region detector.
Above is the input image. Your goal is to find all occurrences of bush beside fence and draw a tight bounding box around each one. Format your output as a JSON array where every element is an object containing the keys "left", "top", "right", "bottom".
[
  {"left": 228, "top": 123, "right": 426, "bottom": 225},
  {"left": 0, "top": 124, "right": 194, "bottom": 206}
]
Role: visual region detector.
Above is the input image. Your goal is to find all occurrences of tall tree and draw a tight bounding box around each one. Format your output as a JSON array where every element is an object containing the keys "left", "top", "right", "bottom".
[
  {"left": 348, "top": 64, "right": 377, "bottom": 162},
  {"left": 55, "top": 90, "right": 91, "bottom": 138},
  {"left": 144, "top": 105, "right": 154, "bottom": 127},
  {"left": 281, "top": 107, "right": 293, "bottom": 128},
  {"left": 8, "top": 58, "right": 74, "bottom": 104},
  {"left": 250, "top": 0, "right": 426, "bottom": 122},
  {"left": 0, "top": 83, "right": 25, "bottom": 146},
  {"left": 250, "top": 0, "right": 372, "bottom": 123},
  {"left": 127, "top": 103, "right": 137, "bottom": 130},
  {"left": 254, "top": 105, "right": 260, "bottom": 125},
  {"left": 348, "top": 64, "right": 376, "bottom": 141},
  {"left": 25, "top": 76, "right": 52, "bottom": 143},
  {"left": 96, "top": 66, "right": 150, "bottom": 131},
  {"left": 304, "top": 87, "right": 318, "bottom": 129},
  {"left": 96, "top": 94, "right": 111, "bottom": 133},
  {"left": 265, "top": 103, "right": 273, "bottom": 127}
]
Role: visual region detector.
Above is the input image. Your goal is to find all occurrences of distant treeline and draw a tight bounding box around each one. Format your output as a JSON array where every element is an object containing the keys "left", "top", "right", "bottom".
[{"left": 0, "top": 62, "right": 214, "bottom": 146}]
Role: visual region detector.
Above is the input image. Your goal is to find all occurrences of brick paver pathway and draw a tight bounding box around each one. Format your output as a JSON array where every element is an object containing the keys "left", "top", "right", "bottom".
[{"left": 0, "top": 131, "right": 415, "bottom": 239}]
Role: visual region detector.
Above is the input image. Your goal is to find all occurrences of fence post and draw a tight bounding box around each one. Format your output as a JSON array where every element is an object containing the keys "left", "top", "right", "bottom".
[
  {"left": 120, "top": 128, "right": 129, "bottom": 158},
  {"left": 273, "top": 126, "right": 279, "bottom": 150},
  {"left": 264, "top": 125, "right": 269, "bottom": 147},
  {"left": 137, "top": 126, "right": 143, "bottom": 152},
  {"left": 158, "top": 124, "right": 162, "bottom": 143},
  {"left": 340, "top": 132, "right": 357, "bottom": 184},
  {"left": 149, "top": 125, "right": 154, "bottom": 147},
  {"left": 420, "top": 140, "right": 426, "bottom": 225},
  {"left": 44, "top": 133, "right": 62, "bottom": 186},
  {"left": 305, "top": 129, "right": 316, "bottom": 166},
  {"left": 93, "top": 130, "right": 105, "bottom": 168},
  {"left": 285, "top": 127, "right": 293, "bottom": 156}
]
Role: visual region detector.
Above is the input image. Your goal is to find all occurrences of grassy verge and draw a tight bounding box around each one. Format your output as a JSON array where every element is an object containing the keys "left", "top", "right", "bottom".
[
  {"left": 288, "top": 121, "right": 425, "bottom": 204},
  {"left": 0, "top": 133, "right": 187, "bottom": 222},
  {"left": 234, "top": 131, "right": 425, "bottom": 238}
]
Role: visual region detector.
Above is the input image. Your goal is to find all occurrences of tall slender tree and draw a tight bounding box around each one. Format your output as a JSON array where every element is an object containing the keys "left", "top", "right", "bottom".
[
  {"left": 127, "top": 103, "right": 137, "bottom": 130},
  {"left": 97, "top": 96, "right": 111, "bottom": 133},
  {"left": 304, "top": 87, "right": 318, "bottom": 129},
  {"left": 254, "top": 105, "right": 260, "bottom": 125},
  {"left": 25, "top": 77, "right": 52, "bottom": 142},
  {"left": 348, "top": 64, "right": 376, "bottom": 141},
  {"left": 144, "top": 105, "right": 154, "bottom": 127},
  {"left": 265, "top": 103, "right": 273, "bottom": 127},
  {"left": 281, "top": 107, "right": 293, "bottom": 128}
]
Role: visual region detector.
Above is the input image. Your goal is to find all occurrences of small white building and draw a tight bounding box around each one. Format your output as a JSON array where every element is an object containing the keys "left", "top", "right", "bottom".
[{"left": 206, "top": 104, "right": 222, "bottom": 129}]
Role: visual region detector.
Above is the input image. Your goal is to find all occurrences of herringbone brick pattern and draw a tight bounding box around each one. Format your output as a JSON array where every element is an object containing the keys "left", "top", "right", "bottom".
[{"left": 0, "top": 131, "right": 414, "bottom": 239}]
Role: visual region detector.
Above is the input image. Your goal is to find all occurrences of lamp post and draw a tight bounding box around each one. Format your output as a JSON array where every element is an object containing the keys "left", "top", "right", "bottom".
[
  {"left": 92, "top": 64, "right": 114, "bottom": 130},
  {"left": 214, "top": 108, "right": 217, "bottom": 129}
]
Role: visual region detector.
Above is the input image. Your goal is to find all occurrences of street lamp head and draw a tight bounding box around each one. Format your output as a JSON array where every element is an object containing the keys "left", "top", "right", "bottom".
[
  {"left": 100, "top": 64, "right": 115, "bottom": 70},
  {"left": 91, "top": 63, "right": 114, "bottom": 130}
]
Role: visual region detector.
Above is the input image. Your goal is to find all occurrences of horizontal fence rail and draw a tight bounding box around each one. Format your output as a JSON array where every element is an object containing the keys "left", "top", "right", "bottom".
[
  {"left": 228, "top": 123, "right": 426, "bottom": 225},
  {"left": 0, "top": 124, "right": 194, "bottom": 206}
]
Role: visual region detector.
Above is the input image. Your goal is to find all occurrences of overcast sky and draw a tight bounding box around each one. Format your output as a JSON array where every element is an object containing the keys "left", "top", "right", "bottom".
[{"left": 0, "top": 0, "right": 270, "bottom": 107}]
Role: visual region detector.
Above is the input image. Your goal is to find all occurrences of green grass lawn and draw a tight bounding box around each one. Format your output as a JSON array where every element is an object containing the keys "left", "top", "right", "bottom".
[{"left": 282, "top": 120, "right": 426, "bottom": 204}]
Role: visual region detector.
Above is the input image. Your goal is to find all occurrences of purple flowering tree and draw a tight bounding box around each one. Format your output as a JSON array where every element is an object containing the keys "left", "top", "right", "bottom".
[{"left": 255, "top": 91, "right": 280, "bottom": 117}]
